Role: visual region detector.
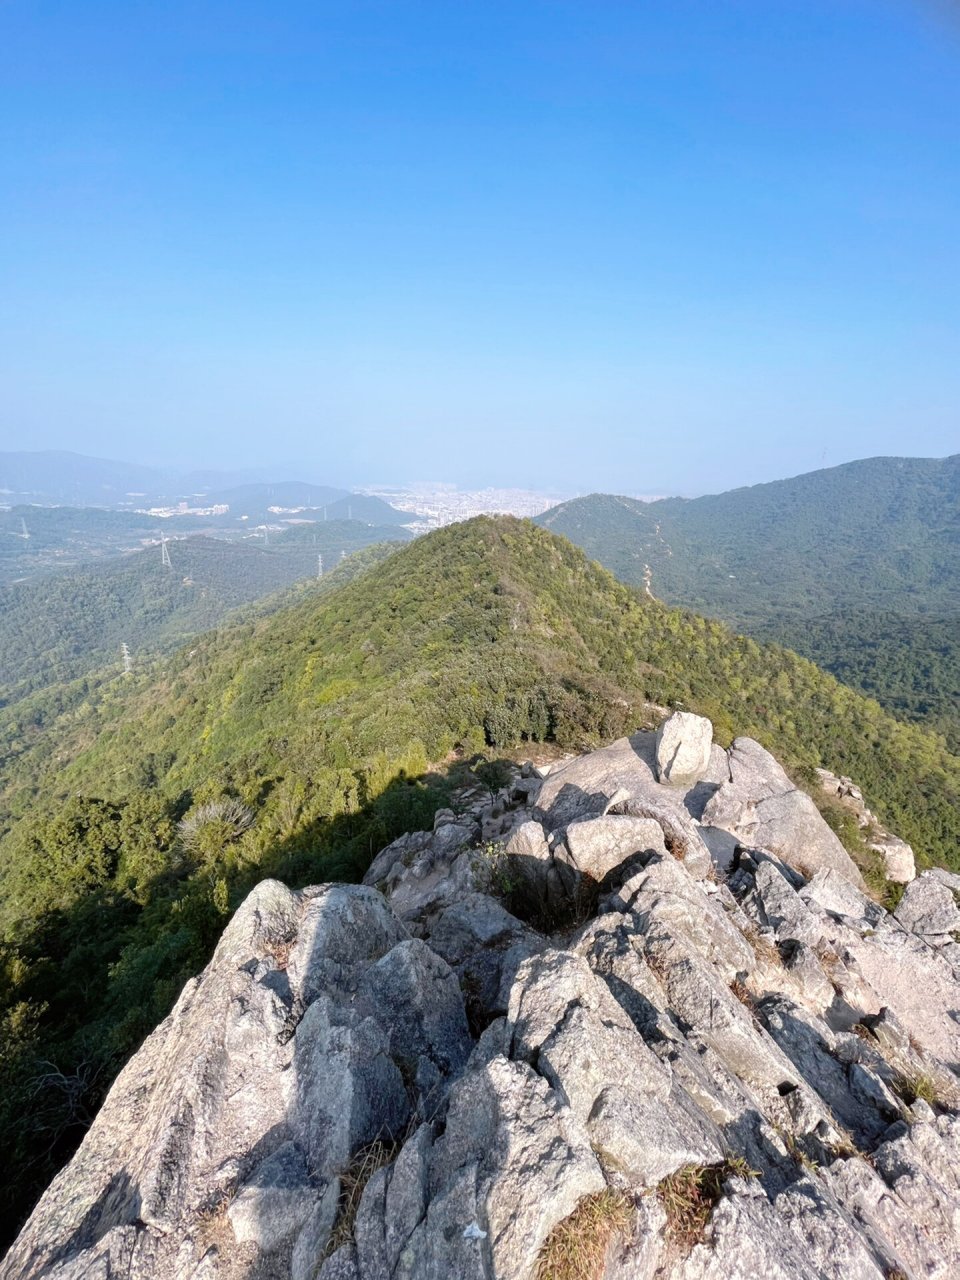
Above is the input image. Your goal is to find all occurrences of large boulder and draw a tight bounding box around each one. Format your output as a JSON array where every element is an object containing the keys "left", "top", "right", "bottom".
[
  {"left": 894, "top": 873, "right": 960, "bottom": 942},
  {"left": 563, "top": 814, "right": 666, "bottom": 879},
  {"left": 655, "top": 711, "right": 714, "bottom": 787},
  {"left": 870, "top": 833, "right": 916, "bottom": 884},
  {"left": 702, "top": 737, "right": 866, "bottom": 889}
]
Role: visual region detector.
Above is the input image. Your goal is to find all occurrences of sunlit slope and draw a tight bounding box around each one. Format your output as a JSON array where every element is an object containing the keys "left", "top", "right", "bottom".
[
  {"left": 538, "top": 454, "right": 960, "bottom": 624},
  {"left": 4, "top": 515, "right": 959, "bottom": 872},
  {"left": 0, "top": 525, "right": 412, "bottom": 703},
  {"left": 537, "top": 455, "right": 960, "bottom": 746}
]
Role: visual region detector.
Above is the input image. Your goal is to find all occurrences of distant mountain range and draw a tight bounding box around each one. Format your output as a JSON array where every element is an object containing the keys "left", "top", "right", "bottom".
[
  {"left": 209, "top": 483, "right": 409, "bottom": 526},
  {"left": 537, "top": 454, "right": 960, "bottom": 748},
  {"left": 0, "top": 452, "right": 409, "bottom": 528},
  {"left": 0, "top": 450, "right": 256, "bottom": 505}
]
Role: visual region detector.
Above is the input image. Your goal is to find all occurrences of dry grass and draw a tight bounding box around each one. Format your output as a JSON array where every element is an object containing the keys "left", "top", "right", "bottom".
[
  {"left": 657, "top": 1158, "right": 757, "bottom": 1253},
  {"left": 195, "top": 1189, "right": 234, "bottom": 1252},
  {"left": 729, "top": 978, "right": 755, "bottom": 1010},
  {"left": 663, "top": 832, "right": 689, "bottom": 862},
  {"left": 536, "top": 1189, "right": 634, "bottom": 1280},
  {"left": 326, "top": 1139, "right": 401, "bottom": 1255},
  {"left": 644, "top": 948, "right": 671, "bottom": 985},
  {"left": 264, "top": 935, "right": 294, "bottom": 970},
  {"left": 892, "top": 1071, "right": 939, "bottom": 1108},
  {"left": 742, "top": 924, "right": 783, "bottom": 970}
]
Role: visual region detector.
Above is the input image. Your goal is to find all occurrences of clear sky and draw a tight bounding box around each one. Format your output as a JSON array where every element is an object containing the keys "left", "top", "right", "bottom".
[{"left": 0, "top": 0, "right": 957, "bottom": 495}]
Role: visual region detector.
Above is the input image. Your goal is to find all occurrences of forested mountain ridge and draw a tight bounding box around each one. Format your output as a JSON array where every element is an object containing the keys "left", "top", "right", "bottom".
[
  {"left": 2, "top": 515, "right": 960, "bottom": 1242},
  {"left": 0, "top": 524, "right": 412, "bottom": 706},
  {"left": 537, "top": 454, "right": 960, "bottom": 622},
  {"left": 536, "top": 454, "right": 960, "bottom": 744}
]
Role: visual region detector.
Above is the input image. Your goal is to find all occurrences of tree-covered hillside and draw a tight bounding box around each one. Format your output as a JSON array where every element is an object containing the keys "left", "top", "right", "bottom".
[
  {"left": 0, "top": 505, "right": 159, "bottom": 583},
  {"left": 2, "top": 516, "right": 959, "bottom": 1238},
  {"left": 0, "top": 524, "right": 412, "bottom": 706},
  {"left": 755, "top": 611, "right": 960, "bottom": 755},
  {"left": 536, "top": 455, "right": 960, "bottom": 742}
]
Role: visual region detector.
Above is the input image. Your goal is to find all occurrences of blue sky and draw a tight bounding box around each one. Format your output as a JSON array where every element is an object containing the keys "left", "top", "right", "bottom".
[{"left": 0, "top": 0, "right": 957, "bottom": 494}]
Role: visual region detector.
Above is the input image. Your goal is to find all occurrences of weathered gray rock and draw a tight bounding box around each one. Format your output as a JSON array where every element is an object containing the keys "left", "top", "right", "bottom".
[
  {"left": 7, "top": 740, "right": 960, "bottom": 1280},
  {"left": 506, "top": 950, "right": 721, "bottom": 1185},
  {"left": 227, "top": 1143, "right": 321, "bottom": 1253},
  {"left": 426, "top": 891, "right": 543, "bottom": 1022},
  {"left": 655, "top": 710, "right": 714, "bottom": 787},
  {"left": 292, "top": 1182, "right": 342, "bottom": 1280},
  {"left": 674, "top": 1174, "right": 883, "bottom": 1280},
  {"left": 394, "top": 1054, "right": 606, "bottom": 1280},
  {"left": 751, "top": 859, "right": 824, "bottom": 947},
  {"left": 357, "top": 938, "right": 472, "bottom": 1079},
  {"left": 564, "top": 814, "right": 666, "bottom": 879},
  {"left": 895, "top": 872, "right": 960, "bottom": 940},
  {"left": 502, "top": 818, "right": 551, "bottom": 863},
  {"left": 870, "top": 833, "right": 916, "bottom": 884},
  {"left": 799, "top": 867, "right": 881, "bottom": 928},
  {"left": 702, "top": 738, "right": 866, "bottom": 889}
]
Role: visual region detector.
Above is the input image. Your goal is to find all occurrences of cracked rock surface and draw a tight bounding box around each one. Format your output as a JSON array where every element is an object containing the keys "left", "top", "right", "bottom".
[{"left": 5, "top": 716, "right": 960, "bottom": 1280}]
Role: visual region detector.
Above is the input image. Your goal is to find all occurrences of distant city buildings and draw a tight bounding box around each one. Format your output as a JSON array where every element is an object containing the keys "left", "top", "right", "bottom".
[
  {"left": 142, "top": 502, "right": 230, "bottom": 518},
  {"left": 358, "top": 484, "right": 569, "bottom": 530}
]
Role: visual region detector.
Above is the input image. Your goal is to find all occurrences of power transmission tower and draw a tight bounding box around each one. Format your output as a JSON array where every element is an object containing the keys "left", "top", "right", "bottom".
[
  {"left": 19, "top": 518, "right": 29, "bottom": 539},
  {"left": 160, "top": 535, "right": 172, "bottom": 568},
  {"left": 262, "top": 526, "right": 269, "bottom": 546},
  {"left": 348, "top": 503, "right": 352, "bottom": 521},
  {"left": 340, "top": 549, "right": 346, "bottom": 562},
  {"left": 317, "top": 553, "right": 323, "bottom": 579},
  {"left": 121, "top": 642, "right": 133, "bottom": 675}
]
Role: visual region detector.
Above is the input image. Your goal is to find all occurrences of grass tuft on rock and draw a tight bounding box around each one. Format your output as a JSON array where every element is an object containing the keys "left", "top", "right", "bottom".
[
  {"left": 657, "top": 1158, "right": 758, "bottom": 1252},
  {"left": 893, "top": 1071, "right": 939, "bottom": 1108},
  {"left": 536, "top": 1188, "right": 634, "bottom": 1280},
  {"left": 326, "top": 1139, "right": 400, "bottom": 1255}
]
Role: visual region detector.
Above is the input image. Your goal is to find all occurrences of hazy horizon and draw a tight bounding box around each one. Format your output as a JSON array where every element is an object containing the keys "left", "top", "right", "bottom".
[
  {"left": 2, "top": 1, "right": 959, "bottom": 493},
  {"left": 3, "top": 443, "right": 957, "bottom": 508}
]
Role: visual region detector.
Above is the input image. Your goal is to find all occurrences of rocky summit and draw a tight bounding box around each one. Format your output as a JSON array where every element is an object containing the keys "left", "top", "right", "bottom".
[{"left": 5, "top": 715, "right": 960, "bottom": 1280}]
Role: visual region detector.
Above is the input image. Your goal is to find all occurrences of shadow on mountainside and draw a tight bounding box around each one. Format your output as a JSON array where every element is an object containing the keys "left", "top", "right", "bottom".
[{"left": 0, "top": 761, "right": 488, "bottom": 1253}]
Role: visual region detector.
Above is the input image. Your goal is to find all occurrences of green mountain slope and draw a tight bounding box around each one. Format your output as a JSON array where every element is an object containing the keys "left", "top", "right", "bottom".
[
  {"left": 754, "top": 610, "right": 960, "bottom": 755},
  {"left": 1, "top": 505, "right": 159, "bottom": 583},
  {"left": 536, "top": 455, "right": 960, "bottom": 741},
  {"left": 0, "top": 524, "right": 412, "bottom": 706},
  {"left": 2, "top": 516, "right": 960, "bottom": 1236}
]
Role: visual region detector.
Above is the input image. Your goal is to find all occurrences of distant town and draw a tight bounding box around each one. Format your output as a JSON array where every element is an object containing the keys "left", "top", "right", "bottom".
[{"left": 356, "top": 484, "right": 570, "bottom": 530}]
